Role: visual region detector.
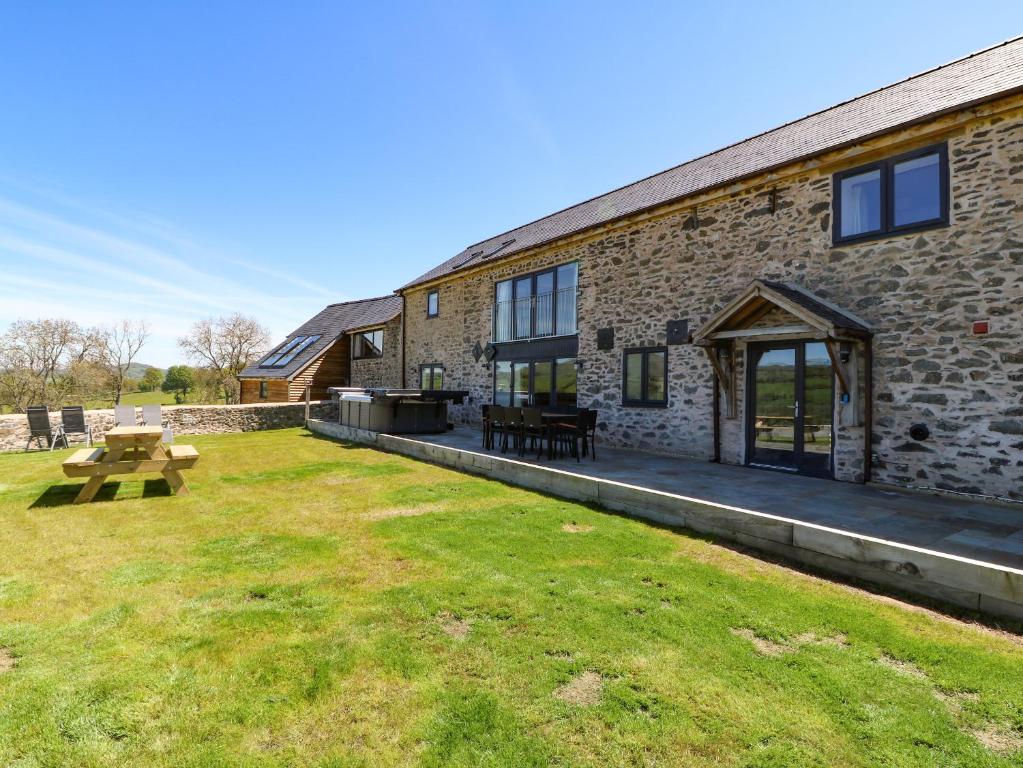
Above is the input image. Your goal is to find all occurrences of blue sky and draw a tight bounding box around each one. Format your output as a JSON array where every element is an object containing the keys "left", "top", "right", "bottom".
[{"left": 1, "top": 2, "right": 1020, "bottom": 366}]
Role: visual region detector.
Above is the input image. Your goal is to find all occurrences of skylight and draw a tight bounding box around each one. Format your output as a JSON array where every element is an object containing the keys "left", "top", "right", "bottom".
[{"left": 258, "top": 334, "right": 322, "bottom": 368}]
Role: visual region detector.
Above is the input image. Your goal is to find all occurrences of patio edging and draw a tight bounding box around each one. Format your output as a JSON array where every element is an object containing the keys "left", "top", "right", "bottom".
[{"left": 306, "top": 419, "right": 1023, "bottom": 622}]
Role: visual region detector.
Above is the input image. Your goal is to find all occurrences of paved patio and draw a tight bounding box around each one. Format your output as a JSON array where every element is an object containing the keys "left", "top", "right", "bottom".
[
  {"left": 416, "top": 426, "right": 1023, "bottom": 570},
  {"left": 307, "top": 419, "right": 1023, "bottom": 620}
]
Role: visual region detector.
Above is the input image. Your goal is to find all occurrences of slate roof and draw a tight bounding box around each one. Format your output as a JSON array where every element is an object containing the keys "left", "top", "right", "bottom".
[
  {"left": 404, "top": 36, "right": 1023, "bottom": 289},
  {"left": 759, "top": 281, "right": 871, "bottom": 334},
  {"left": 238, "top": 294, "right": 403, "bottom": 380}
]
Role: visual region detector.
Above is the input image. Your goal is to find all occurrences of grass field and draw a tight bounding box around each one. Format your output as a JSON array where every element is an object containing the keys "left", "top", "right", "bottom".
[{"left": 0, "top": 429, "right": 1021, "bottom": 766}]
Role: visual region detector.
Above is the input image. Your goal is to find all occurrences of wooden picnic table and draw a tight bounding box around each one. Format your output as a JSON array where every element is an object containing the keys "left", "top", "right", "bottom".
[{"left": 61, "top": 426, "right": 199, "bottom": 504}]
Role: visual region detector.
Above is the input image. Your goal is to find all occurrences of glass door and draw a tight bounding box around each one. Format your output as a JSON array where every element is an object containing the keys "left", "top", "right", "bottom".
[{"left": 747, "top": 341, "right": 833, "bottom": 477}]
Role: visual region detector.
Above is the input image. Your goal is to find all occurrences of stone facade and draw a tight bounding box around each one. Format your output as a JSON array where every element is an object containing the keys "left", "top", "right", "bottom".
[
  {"left": 401, "top": 96, "right": 1023, "bottom": 501},
  {"left": 349, "top": 315, "right": 404, "bottom": 389},
  {"left": 0, "top": 400, "right": 337, "bottom": 453}
]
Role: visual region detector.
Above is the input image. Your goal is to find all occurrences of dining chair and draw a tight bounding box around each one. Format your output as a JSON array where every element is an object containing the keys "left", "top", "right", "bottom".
[
  {"left": 520, "top": 408, "right": 546, "bottom": 458},
  {"left": 481, "top": 404, "right": 492, "bottom": 449},
  {"left": 501, "top": 407, "right": 523, "bottom": 454},
  {"left": 487, "top": 405, "right": 506, "bottom": 451}
]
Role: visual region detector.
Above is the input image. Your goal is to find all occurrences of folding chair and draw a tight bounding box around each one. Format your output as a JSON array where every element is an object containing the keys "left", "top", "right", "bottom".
[
  {"left": 141, "top": 404, "right": 163, "bottom": 427},
  {"left": 25, "top": 406, "right": 67, "bottom": 451},
  {"left": 60, "top": 406, "right": 93, "bottom": 447},
  {"left": 114, "top": 404, "right": 137, "bottom": 426}
]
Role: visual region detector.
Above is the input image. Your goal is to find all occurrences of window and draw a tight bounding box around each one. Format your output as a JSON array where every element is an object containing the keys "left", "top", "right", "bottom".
[
  {"left": 493, "top": 357, "right": 577, "bottom": 409},
  {"left": 623, "top": 347, "right": 667, "bottom": 406},
  {"left": 352, "top": 329, "right": 384, "bottom": 360},
  {"left": 427, "top": 290, "right": 439, "bottom": 318},
  {"left": 259, "top": 380, "right": 268, "bottom": 399},
  {"left": 419, "top": 364, "right": 444, "bottom": 390},
  {"left": 833, "top": 143, "right": 948, "bottom": 244},
  {"left": 493, "top": 262, "right": 578, "bottom": 342},
  {"left": 259, "top": 335, "right": 322, "bottom": 368}
]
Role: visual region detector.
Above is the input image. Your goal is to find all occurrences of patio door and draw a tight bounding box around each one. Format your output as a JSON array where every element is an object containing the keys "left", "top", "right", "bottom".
[{"left": 746, "top": 341, "right": 833, "bottom": 477}]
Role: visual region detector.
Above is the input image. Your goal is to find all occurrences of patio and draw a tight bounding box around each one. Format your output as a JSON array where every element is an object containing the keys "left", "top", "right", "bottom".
[{"left": 307, "top": 419, "right": 1023, "bottom": 621}]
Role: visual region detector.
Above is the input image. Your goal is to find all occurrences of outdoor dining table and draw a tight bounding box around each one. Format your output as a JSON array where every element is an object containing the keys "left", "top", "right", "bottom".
[
  {"left": 541, "top": 412, "right": 578, "bottom": 459},
  {"left": 61, "top": 426, "right": 199, "bottom": 504}
]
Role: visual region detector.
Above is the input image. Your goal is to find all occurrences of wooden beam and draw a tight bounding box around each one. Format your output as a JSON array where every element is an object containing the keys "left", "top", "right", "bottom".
[
  {"left": 710, "top": 324, "right": 814, "bottom": 340},
  {"left": 824, "top": 339, "right": 851, "bottom": 395},
  {"left": 703, "top": 345, "right": 730, "bottom": 392}
]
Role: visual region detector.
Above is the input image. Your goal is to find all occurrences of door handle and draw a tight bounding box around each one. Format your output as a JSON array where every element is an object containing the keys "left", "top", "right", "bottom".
[{"left": 793, "top": 401, "right": 800, "bottom": 418}]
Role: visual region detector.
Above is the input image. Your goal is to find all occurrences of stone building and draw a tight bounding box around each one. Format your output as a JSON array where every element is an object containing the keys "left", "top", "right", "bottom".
[
  {"left": 396, "top": 38, "right": 1023, "bottom": 501},
  {"left": 238, "top": 295, "right": 403, "bottom": 402}
]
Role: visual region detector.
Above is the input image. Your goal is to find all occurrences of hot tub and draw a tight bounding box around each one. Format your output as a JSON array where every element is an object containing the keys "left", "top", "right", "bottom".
[{"left": 329, "top": 388, "right": 469, "bottom": 434}]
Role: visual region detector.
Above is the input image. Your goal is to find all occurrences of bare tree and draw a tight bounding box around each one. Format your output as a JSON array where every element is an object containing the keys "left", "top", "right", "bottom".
[
  {"left": 0, "top": 319, "right": 97, "bottom": 411},
  {"left": 178, "top": 314, "right": 270, "bottom": 404},
  {"left": 100, "top": 320, "right": 150, "bottom": 404}
]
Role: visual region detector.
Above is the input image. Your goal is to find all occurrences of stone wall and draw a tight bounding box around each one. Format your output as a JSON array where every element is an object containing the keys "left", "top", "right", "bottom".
[
  {"left": 350, "top": 315, "right": 404, "bottom": 389},
  {"left": 402, "top": 96, "right": 1023, "bottom": 501},
  {"left": 0, "top": 400, "right": 337, "bottom": 453}
]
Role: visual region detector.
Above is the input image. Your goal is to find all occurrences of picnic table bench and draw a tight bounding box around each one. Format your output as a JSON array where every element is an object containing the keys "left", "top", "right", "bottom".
[{"left": 61, "top": 426, "right": 199, "bottom": 504}]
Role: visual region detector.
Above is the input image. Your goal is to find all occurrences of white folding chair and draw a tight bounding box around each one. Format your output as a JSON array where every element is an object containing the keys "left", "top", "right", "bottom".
[
  {"left": 141, "top": 404, "right": 163, "bottom": 427},
  {"left": 114, "top": 404, "right": 137, "bottom": 426}
]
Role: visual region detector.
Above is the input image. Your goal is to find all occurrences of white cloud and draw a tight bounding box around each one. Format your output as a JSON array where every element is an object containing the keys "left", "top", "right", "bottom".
[{"left": 0, "top": 184, "right": 339, "bottom": 367}]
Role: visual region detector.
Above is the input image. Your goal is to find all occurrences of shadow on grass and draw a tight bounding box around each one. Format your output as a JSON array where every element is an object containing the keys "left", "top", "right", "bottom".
[{"left": 30, "top": 478, "right": 173, "bottom": 507}]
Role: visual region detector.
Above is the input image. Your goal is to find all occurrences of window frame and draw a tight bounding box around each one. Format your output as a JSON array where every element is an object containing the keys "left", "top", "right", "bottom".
[
  {"left": 351, "top": 328, "right": 384, "bottom": 360},
  {"left": 622, "top": 346, "right": 668, "bottom": 408},
  {"left": 832, "top": 142, "right": 949, "bottom": 246},
  {"left": 493, "top": 260, "right": 578, "bottom": 343},
  {"left": 259, "top": 380, "right": 268, "bottom": 399},
  {"left": 492, "top": 356, "right": 577, "bottom": 409},
  {"left": 419, "top": 363, "right": 444, "bottom": 390},
  {"left": 426, "top": 290, "right": 439, "bottom": 318}
]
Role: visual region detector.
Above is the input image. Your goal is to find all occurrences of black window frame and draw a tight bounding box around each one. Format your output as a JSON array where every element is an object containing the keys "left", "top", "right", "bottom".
[
  {"left": 352, "top": 328, "right": 384, "bottom": 360},
  {"left": 493, "top": 260, "right": 578, "bottom": 343},
  {"left": 426, "top": 289, "right": 439, "bottom": 318},
  {"left": 419, "top": 363, "right": 444, "bottom": 390},
  {"left": 832, "top": 142, "right": 949, "bottom": 246},
  {"left": 492, "top": 356, "right": 577, "bottom": 409},
  {"left": 622, "top": 346, "right": 668, "bottom": 408}
]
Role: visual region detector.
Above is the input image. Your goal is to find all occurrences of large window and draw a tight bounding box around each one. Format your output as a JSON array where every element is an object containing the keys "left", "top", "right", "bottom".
[
  {"left": 419, "top": 364, "right": 444, "bottom": 390},
  {"left": 833, "top": 143, "right": 948, "bottom": 244},
  {"left": 259, "top": 335, "right": 322, "bottom": 368},
  {"left": 494, "top": 262, "right": 578, "bottom": 342},
  {"left": 352, "top": 329, "right": 383, "bottom": 360},
  {"left": 493, "top": 357, "right": 576, "bottom": 409},
  {"left": 427, "top": 290, "right": 439, "bottom": 318},
  {"left": 623, "top": 347, "right": 667, "bottom": 407}
]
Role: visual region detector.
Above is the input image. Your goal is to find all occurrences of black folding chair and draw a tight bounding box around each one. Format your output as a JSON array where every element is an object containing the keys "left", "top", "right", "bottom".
[
  {"left": 60, "top": 406, "right": 93, "bottom": 447},
  {"left": 25, "top": 406, "right": 67, "bottom": 451}
]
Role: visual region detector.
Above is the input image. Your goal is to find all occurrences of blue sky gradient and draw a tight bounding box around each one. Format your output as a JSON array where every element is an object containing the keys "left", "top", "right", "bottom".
[{"left": 2, "top": 2, "right": 1021, "bottom": 365}]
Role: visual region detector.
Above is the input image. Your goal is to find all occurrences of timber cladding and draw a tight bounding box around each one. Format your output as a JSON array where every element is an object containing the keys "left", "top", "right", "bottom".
[{"left": 401, "top": 99, "right": 1023, "bottom": 501}]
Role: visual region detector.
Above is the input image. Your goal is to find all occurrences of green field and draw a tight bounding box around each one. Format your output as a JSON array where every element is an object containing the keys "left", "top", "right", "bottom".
[{"left": 0, "top": 429, "right": 1020, "bottom": 766}]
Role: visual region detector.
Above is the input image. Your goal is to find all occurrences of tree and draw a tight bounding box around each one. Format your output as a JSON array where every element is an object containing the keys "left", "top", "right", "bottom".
[
  {"left": 178, "top": 314, "right": 270, "bottom": 404},
  {"left": 0, "top": 319, "right": 97, "bottom": 412},
  {"left": 99, "top": 320, "right": 149, "bottom": 404},
  {"left": 139, "top": 367, "right": 164, "bottom": 392},
  {"left": 161, "top": 365, "right": 194, "bottom": 404}
]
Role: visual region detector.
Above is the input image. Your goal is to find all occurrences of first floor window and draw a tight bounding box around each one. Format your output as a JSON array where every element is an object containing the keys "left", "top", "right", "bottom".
[
  {"left": 493, "top": 357, "right": 576, "bottom": 409},
  {"left": 352, "top": 329, "right": 384, "bottom": 359},
  {"left": 833, "top": 142, "right": 948, "bottom": 244},
  {"left": 623, "top": 347, "right": 667, "bottom": 406},
  {"left": 259, "top": 380, "right": 268, "bottom": 398},
  {"left": 427, "top": 290, "right": 439, "bottom": 318},
  {"left": 420, "top": 364, "right": 444, "bottom": 390}
]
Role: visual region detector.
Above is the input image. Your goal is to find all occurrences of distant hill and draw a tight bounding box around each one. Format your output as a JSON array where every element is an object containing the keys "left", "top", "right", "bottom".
[{"left": 125, "top": 362, "right": 163, "bottom": 379}]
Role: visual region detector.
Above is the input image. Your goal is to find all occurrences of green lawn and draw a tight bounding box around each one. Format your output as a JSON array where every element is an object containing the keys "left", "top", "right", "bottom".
[{"left": 0, "top": 429, "right": 1021, "bottom": 767}]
